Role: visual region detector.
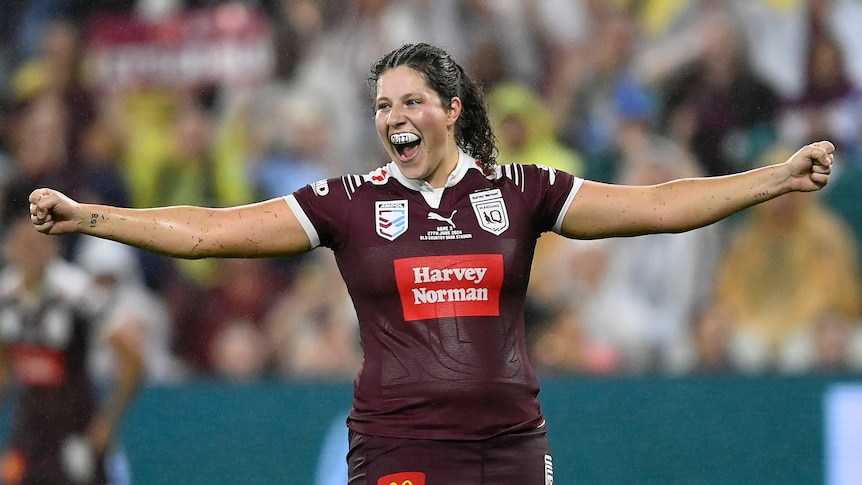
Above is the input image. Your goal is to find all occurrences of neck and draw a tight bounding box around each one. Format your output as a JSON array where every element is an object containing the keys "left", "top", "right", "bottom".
[{"left": 426, "top": 144, "right": 461, "bottom": 189}]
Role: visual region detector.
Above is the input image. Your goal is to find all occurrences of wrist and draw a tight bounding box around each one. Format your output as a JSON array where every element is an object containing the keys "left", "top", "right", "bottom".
[
  {"left": 77, "top": 204, "right": 102, "bottom": 234},
  {"left": 759, "top": 162, "right": 793, "bottom": 200}
]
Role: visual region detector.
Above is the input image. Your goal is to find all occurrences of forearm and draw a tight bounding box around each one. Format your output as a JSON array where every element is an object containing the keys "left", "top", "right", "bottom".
[
  {"left": 100, "top": 352, "right": 143, "bottom": 432},
  {"left": 652, "top": 162, "right": 791, "bottom": 231},
  {"left": 564, "top": 162, "right": 793, "bottom": 238},
  {"left": 32, "top": 187, "right": 313, "bottom": 257},
  {"left": 78, "top": 204, "right": 230, "bottom": 258},
  {"left": 90, "top": 333, "right": 144, "bottom": 454}
]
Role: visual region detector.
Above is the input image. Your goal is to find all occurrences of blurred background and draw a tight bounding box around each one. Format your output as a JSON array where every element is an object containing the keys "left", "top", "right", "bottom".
[{"left": 0, "top": 0, "right": 860, "bottom": 483}]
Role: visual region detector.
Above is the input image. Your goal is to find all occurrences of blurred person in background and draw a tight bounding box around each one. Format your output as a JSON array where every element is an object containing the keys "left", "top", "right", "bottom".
[
  {"left": 265, "top": 251, "right": 361, "bottom": 381},
  {"left": 26, "top": 42, "right": 837, "bottom": 483},
  {"left": 487, "top": 80, "right": 588, "bottom": 373},
  {"left": 527, "top": 237, "right": 622, "bottom": 376},
  {"left": 488, "top": 81, "right": 583, "bottom": 175},
  {"left": 73, "top": 236, "right": 184, "bottom": 385},
  {"left": 778, "top": 309, "right": 862, "bottom": 375},
  {"left": 776, "top": 20, "right": 862, "bottom": 274},
  {"left": 453, "top": 0, "right": 567, "bottom": 91},
  {"left": 0, "top": 217, "right": 140, "bottom": 485},
  {"left": 656, "top": 8, "right": 781, "bottom": 177},
  {"left": 548, "top": 6, "right": 655, "bottom": 183},
  {"left": 72, "top": 110, "right": 132, "bottom": 208},
  {"left": 177, "top": 257, "right": 279, "bottom": 381},
  {"left": 630, "top": 0, "right": 799, "bottom": 96},
  {"left": 3, "top": 94, "right": 76, "bottom": 231},
  {"left": 73, "top": 236, "right": 184, "bottom": 482},
  {"left": 150, "top": 90, "right": 252, "bottom": 213},
  {"left": 570, "top": 136, "right": 722, "bottom": 374},
  {"left": 710, "top": 143, "right": 862, "bottom": 373},
  {"left": 267, "top": 0, "right": 334, "bottom": 81},
  {"left": 778, "top": 27, "right": 860, "bottom": 149},
  {"left": 244, "top": 87, "right": 333, "bottom": 201},
  {"left": 147, "top": 90, "right": 255, "bottom": 296},
  {"left": 688, "top": 301, "right": 740, "bottom": 375},
  {"left": 10, "top": 17, "right": 97, "bottom": 175},
  {"left": 821, "top": 98, "right": 862, "bottom": 274},
  {"left": 283, "top": 0, "right": 427, "bottom": 173}
]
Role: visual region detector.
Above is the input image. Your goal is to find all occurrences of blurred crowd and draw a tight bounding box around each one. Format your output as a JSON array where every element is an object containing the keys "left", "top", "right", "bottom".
[{"left": 1, "top": 0, "right": 862, "bottom": 386}]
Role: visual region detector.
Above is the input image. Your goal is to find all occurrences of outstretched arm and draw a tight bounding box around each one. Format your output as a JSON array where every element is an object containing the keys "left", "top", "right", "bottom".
[
  {"left": 560, "top": 141, "right": 835, "bottom": 239},
  {"left": 29, "top": 190, "right": 313, "bottom": 258}
]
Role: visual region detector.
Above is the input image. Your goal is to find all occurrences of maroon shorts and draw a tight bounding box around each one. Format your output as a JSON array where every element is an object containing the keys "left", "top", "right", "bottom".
[{"left": 346, "top": 427, "right": 553, "bottom": 485}]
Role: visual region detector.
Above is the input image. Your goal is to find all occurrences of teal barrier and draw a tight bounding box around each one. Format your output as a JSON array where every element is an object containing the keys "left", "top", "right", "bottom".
[
  {"left": 541, "top": 376, "right": 838, "bottom": 485},
  {"left": 120, "top": 381, "right": 352, "bottom": 484},
  {"left": 42, "top": 375, "right": 862, "bottom": 484}
]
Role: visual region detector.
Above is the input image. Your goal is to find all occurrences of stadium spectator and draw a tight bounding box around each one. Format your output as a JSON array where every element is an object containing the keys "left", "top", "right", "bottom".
[
  {"left": 10, "top": 17, "right": 97, "bottom": 175},
  {"left": 0, "top": 217, "right": 140, "bottom": 485},
  {"left": 550, "top": 7, "right": 648, "bottom": 182},
  {"left": 821, "top": 100, "right": 862, "bottom": 275},
  {"left": 179, "top": 257, "right": 279, "bottom": 381},
  {"left": 488, "top": 81, "right": 583, "bottom": 175},
  {"left": 244, "top": 87, "right": 333, "bottom": 201},
  {"left": 778, "top": 309, "right": 862, "bottom": 374},
  {"left": 710, "top": 144, "right": 862, "bottom": 372},
  {"left": 74, "top": 236, "right": 185, "bottom": 385},
  {"left": 265, "top": 251, "right": 361, "bottom": 381},
  {"left": 779, "top": 31, "right": 860, "bottom": 147},
  {"left": 689, "top": 302, "right": 739, "bottom": 375},
  {"left": 2, "top": 94, "right": 75, "bottom": 231},
  {"left": 568, "top": 136, "right": 722, "bottom": 374},
  {"left": 655, "top": 8, "right": 781, "bottom": 176},
  {"left": 150, "top": 91, "right": 254, "bottom": 290}
]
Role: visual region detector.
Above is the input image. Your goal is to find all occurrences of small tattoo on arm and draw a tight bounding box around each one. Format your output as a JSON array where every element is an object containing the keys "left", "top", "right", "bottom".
[
  {"left": 754, "top": 191, "right": 770, "bottom": 200},
  {"left": 90, "top": 213, "right": 99, "bottom": 227}
]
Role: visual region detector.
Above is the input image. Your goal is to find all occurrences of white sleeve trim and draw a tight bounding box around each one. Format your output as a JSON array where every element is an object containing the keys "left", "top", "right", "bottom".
[
  {"left": 552, "top": 177, "right": 584, "bottom": 234},
  {"left": 283, "top": 194, "right": 321, "bottom": 248}
]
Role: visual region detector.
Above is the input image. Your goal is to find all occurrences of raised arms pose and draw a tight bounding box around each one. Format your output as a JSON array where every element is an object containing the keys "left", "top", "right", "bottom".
[
  {"left": 26, "top": 42, "right": 836, "bottom": 485},
  {"left": 30, "top": 141, "right": 832, "bottom": 250}
]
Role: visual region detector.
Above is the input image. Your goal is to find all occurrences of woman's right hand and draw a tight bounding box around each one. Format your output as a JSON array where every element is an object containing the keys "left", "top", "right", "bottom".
[{"left": 29, "top": 188, "right": 82, "bottom": 235}]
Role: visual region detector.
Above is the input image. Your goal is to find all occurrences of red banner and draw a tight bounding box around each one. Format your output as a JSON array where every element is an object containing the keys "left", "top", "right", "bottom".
[{"left": 85, "top": 3, "right": 274, "bottom": 90}]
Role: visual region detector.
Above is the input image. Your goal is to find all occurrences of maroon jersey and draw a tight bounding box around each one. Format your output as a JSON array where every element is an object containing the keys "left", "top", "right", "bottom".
[{"left": 287, "top": 151, "right": 581, "bottom": 440}]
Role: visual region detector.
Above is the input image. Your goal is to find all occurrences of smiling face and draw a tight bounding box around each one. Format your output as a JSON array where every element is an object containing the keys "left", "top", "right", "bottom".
[{"left": 374, "top": 65, "right": 462, "bottom": 188}]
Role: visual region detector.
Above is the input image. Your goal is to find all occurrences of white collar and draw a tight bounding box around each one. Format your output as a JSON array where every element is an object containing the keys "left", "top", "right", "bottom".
[{"left": 388, "top": 149, "right": 481, "bottom": 193}]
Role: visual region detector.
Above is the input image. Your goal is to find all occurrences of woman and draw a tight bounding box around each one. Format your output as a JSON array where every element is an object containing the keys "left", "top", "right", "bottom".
[{"left": 29, "top": 43, "right": 833, "bottom": 484}]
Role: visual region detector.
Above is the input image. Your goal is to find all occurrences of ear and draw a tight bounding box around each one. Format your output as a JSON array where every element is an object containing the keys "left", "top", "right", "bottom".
[{"left": 446, "top": 97, "right": 462, "bottom": 127}]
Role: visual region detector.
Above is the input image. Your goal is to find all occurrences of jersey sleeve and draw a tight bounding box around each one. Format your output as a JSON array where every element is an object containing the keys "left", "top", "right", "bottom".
[
  {"left": 284, "top": 176, "right": 357, "bottom": 250},
  {"left": 507, "top": 164, "right": 583, "bottom": 234}
]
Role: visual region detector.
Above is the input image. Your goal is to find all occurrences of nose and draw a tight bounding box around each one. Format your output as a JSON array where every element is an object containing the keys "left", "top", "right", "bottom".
[{"left": 386, "top": 104, "right": 406, "bottom": 127}]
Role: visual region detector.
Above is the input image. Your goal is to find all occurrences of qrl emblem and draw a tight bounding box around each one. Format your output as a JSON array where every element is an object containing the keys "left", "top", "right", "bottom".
[
  {"left": 376, "top": 200, "right": 409, "bottom": 241},
  {"left": 470, "top": 189, "right": 509, "bottom": 236}
]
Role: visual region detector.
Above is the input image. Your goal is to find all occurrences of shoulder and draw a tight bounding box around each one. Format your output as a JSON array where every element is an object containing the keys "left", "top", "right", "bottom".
[
  {"left": 492, "top": 162, "right": 575, "bottom": 190},
  {"left": 295, "top": 162, "right": 403, "bottom": 201}
]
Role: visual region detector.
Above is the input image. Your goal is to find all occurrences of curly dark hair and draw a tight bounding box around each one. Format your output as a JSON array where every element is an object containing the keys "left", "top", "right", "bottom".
[{"left": 368, "top": 43, "right": 498, "bottom": 174}]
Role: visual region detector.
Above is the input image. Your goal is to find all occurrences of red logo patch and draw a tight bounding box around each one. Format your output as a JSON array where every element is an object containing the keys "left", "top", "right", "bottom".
[
  {"left": 378, "top": 471, "right": 426, "bottom": 485},
  {"left": 394, "top": 254, "right": 503, "bottom": 321}
]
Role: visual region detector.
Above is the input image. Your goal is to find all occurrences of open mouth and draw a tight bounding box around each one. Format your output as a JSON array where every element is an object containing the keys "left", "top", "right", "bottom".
[{"left": 390, "top": 132, "right": 421, "bottom": 160}]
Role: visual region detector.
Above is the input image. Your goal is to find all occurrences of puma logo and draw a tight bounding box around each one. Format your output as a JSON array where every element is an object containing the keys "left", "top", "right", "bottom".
[{"left": 428, "top": 210, "right": 457, "bottom": 228}]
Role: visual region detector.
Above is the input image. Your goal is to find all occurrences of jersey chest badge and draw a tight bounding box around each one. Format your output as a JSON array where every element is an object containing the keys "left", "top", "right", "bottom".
[
  {"left": 376, "top": 200, "right": 409, "bottom": 241},
  {"left": 470, "top": 189, "right": 509, "bottom": 236}
]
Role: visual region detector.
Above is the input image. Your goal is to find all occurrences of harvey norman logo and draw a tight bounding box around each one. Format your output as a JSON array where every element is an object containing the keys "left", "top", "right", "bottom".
[{"left": 393, "top": 254, "right": 503, "bottom": 321}]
